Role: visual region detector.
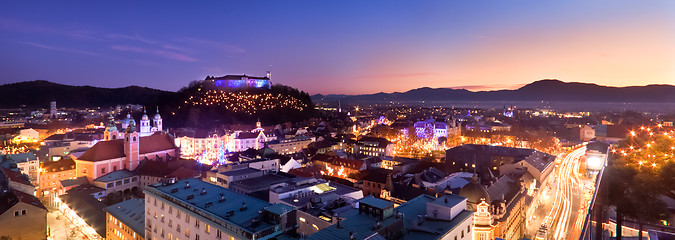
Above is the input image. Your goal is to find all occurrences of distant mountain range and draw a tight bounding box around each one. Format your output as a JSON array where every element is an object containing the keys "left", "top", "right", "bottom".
[
  {"left": 2, "top": 79, "right": 674, "bottom": 109},
  {"left": 0, "top": 80, "right": 175, "bottom": 108},
  {"left": 312, "top": 80, "right": 675, "bottom": 103}
]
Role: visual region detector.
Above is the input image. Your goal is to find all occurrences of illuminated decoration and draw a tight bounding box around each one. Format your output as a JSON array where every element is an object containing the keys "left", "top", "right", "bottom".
[
  {"left": 319, "top": 165, "right": 348, "bottom": 178},
  {"left": 503, "top": 106, "right": 514, "bottom": 118},
  {"left": 213, "top": 74, "right": 271, "bottom": 89},
  {"left": 615, "top": 124, "right": 675, "bottom": 170},
  {"left": 11, "top": 135, "right": 38, "bottom": 144},
  {"left": 183, "top": 90, "right": 307, "bottom": 114},
  {"left": 217, "top": 141, "right": 228, "bottom": 165}
]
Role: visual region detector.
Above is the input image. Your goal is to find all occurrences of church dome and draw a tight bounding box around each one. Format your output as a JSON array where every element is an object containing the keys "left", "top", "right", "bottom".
[
  {"left": 121, "top": 114, "right": 132, "bottom": 125},
  {"left": 125, "top": 120, "right": 137, "bottom": 133},
  {"left": 142, "top": 108, "right": 149, "bottom": 121},
  {"left": 459, "top": 174, "right": 490, "bottom": 210},
  {"left": 153, "top": 107, "right": 161, "bottom": 120}
]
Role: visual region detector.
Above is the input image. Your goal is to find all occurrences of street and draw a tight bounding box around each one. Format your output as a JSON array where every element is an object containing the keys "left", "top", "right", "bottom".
[
  {"left": 46, "top": 207, "right": 88, "bottom": 240},
  {"left": 526, "top": 147, "right": 598, "bottom": 240}
]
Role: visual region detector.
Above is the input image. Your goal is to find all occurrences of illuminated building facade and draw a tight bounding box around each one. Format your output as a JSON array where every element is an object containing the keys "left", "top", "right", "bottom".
[
  {"left": 38, "top": 158, "right": 76, "bottom": 196},
  {"left": 473, "top": 200, "right": 495, "bottom": 240},
  {"left": 77, "top": 117, "right": 178, "bottom": 183},
  {"left": 144, "top": 178, "right": 292, "bottom": 240},
  {"left": 213, "top": 74, "right": 272, "bottom": 89},
  {"left": 353, "top": 136, "right": 393, "bottom": 157},
  {"left": 104, "top": 198, "right": 145, "bottom": 240}
]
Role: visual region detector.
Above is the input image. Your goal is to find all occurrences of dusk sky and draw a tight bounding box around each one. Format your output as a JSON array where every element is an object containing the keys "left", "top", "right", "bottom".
[{"left": 1, "top": 1, "right": 673, "bottom": 95}]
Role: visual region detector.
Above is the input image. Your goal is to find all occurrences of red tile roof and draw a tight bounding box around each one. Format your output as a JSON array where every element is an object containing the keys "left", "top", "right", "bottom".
[
  {"left": 0, "top": 189, "right": 46, "bottom": 215},
  {"left": 1, "top": 168, "right": 32, "bottom": 186},
  {"left": 77, "top": 132, "right": 176, "bottom": 162}
]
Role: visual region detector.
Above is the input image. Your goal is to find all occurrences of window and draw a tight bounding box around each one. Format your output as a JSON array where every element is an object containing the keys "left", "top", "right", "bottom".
[
  {"left": 113, "top": 166, "right": 117, "bottom": 171},
  {"left": 467, "top": 225, "right": 470, "bottom": 232},
  {"left": 195, "top": 219, "right": 200, "bottom": 228},
  {"left": 101, "top": 167, "right": 106, "bottom": 174},
  {"left": 461, "top": 230, "right": 464, "bottom": 238},
  {"left": 185, "top": 228, "right": 190, "bottom": 237},
  {"left": 14, "top": 211, "right": 19, "bottom": 217},
  {"left": 21, "top": 210, "right": 26, "bottom": 215},
  {"left": 205, "top": 224, "right": 210, "bottom": 233},
  {"left": 217, "top": 230, "right": 222, "bottom": 239},
  {"left": 177, "top": 211, "right": 181, "bottom": 219},
  {"left": 169, "top": 206, "right": 173, "bottom": 214},
  {"left": 177, "top": 224, "right": 181, "bottom": 232},
  {"left": 195, "top": 235, "right": 200, "bottom": 240},
  {"left": 169, "top": 219, "right": 172, "bottom": 227},
  {"left": 185, "top": 215, "right": 190, "bottom": 223}
]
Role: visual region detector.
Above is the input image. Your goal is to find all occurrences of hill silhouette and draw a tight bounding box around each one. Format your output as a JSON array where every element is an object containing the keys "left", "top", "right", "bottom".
[
  {"left": 313, "top": 79, "right": 675, "bottom": 103},
  {"left": 0, "top": 80, "right": 174, "bottom": 108}
]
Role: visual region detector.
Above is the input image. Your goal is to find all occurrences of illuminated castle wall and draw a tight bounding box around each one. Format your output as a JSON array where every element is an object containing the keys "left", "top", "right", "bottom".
[{"left": 213, "top": 74, "right": 271, "bottom": 89}]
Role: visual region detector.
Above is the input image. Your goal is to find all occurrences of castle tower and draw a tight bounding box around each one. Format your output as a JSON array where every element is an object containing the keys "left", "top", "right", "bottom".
[
  {"left": 140, "top": 108, "right": 151, "bottom": 136},
  {"left": 153, "top": 107, "right": 163, "bottom": 132},
  {"left": 104, "top": 115, "right": 119, "bottom": 141},
  {"left": 124, "top": 120, "right": 140, "bottom": 170},
  {"left": 50, "top": 101, "right": 57, "bottom": 119}
]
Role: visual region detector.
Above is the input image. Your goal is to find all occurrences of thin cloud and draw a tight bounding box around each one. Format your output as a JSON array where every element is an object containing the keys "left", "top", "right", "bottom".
[
  {"left": 354, "top": 72, "right": 435, "bottom": 79},
  {"left": 110, "top": 45, "right": 198, "bottom": 62},
  {"left": 23, "top": 42, "right": 101, "bottom": 56},
  {"left": 175, "top": 37, "right": 246, "bottom": 53},
  {"left": 449, "top": 83, "right": 525, "bottom": 91},
  {"left": 0, "top": 18, "right": 54, "bottom": 34},
  {"left": 106, "top": 33, "right": 156, "bottom": 45}
]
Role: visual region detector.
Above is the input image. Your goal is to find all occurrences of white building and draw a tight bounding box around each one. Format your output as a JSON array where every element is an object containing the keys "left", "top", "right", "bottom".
[
  {"left": 144, "top": 179, "right": 292, "bottom": 240},
  {"left": 0, "top": 152, "right": 39, "bottom": 184}
]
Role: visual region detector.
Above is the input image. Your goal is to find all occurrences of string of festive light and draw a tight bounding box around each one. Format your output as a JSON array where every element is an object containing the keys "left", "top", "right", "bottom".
[{"left": 183, "top": 89, "right": 308, "bottom": 114}]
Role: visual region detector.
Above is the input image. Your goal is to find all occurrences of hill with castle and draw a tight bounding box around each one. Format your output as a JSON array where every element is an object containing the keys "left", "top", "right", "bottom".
[{"left": 0, "top": 75, "right": 315, "bottom": 127}]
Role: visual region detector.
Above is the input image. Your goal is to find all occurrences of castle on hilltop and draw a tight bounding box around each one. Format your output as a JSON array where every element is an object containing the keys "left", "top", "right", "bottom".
[{"left": 208, "top": 71, "right": 272, "bottom": 89}]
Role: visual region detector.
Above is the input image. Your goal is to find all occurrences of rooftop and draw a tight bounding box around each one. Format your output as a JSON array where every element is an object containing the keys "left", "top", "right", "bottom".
[
  {"left": 78, "top": 132, "right": 176, "bottom": 162},
  {"left": 219, "top": 167, "right": 261, "bottom": 177},
  {"left": 103, "top": 199, "right": 146, "bottom": 237},
  {"left": 359, "top": 195, "right": 393, "bottom": 210},
  {"left": 93, "top": 169, "right": 136, "bottom": 183},
  {"left": 0, "top": 152, "right": 37, "bottom": 163},
  {"left": 144, "top": 179, "right": 276, "bottom": 236},
  {"left": 60, "top": 190, "right": 107, "bottom": 237},
  {"left": 306, "top": 194, "right": 473, "bottom": 240}
]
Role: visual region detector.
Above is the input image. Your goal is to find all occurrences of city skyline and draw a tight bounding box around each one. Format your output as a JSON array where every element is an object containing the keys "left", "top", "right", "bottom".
[{"left": 1, "top": 1, "right": 674, "bottom": 95}]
